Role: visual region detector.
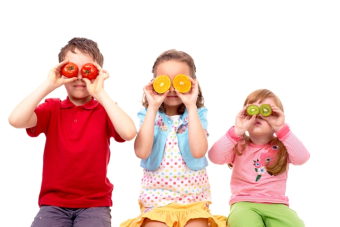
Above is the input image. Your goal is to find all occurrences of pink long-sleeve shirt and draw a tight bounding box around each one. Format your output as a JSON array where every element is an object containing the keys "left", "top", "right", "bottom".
[{"left": 208, "top": 124, "right": 310, "bottom": 206}]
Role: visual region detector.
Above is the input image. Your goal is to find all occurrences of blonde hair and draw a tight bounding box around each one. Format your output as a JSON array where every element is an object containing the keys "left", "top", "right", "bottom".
[
  {"left": 230, "top": 89, "right": 288, "bottom": 176},
  {"left": 142, "top": 49, "right": 204, "bottom": 114}
]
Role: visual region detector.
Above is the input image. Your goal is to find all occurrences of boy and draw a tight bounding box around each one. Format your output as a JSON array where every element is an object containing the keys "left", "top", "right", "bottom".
[{"left": 8, "top": 37, "right": 137, "bottom": 227}]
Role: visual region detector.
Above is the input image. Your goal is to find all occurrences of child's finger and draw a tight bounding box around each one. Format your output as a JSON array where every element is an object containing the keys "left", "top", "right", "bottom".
[
  {"left": 249, "top": 114, "right": 256, "bottom": 123},
  {"left": 82, "top": 78, "right": 91, "bottom": 87},
  {"left": 175, "top": 90, "right": 184, "bottom": 99},
  {"left": 187, "top": 76, "right": 196, "bottom": 85},
  {"left": 102, "top": 70, "right": 110, "bottom": 80},
  {"left": 92, "top": 62, "right": 102, "bottom": 71},
  {"left": 63, "top": 77, "right": 77, "bottom": 84},
  {"left": 55, "top": 60, "right": 69, "bottom": 71},
  {"left": 96, "top": 74, "right": 105, "bottom": 87}
]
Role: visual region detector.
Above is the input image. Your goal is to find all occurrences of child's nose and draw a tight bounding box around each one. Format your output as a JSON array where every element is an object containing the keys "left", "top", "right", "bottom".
[
  {"left": 76, "top": 70, "right": 82, "bottom": 80},
  {"left": 169, "top": 83, "right": 175, "bottom": 92}
]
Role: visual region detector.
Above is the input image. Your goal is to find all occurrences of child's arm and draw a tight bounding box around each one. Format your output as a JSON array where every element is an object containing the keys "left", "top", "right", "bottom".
[
  {"left": 208, "top": 127, "right": 241, "bottom": 164},
  {"left": 276, "top": 124, "right": 310, "bottom": 165},
  {"left": 133, "top": 81, "right": 168, "bottom": 159},
  {"left": 209, "top": 105, "right": 255, "bottom": 164},
  {"left": 8, "top": 61, "right": 76, "bottom": 128},
  {"left": 176, "top": 78, "right": 208, "bottom": 158},
  {"left": 263, "top": 104, "right": 310, "bottom": 164},
  {"left": 83, "top": 63, "right": 136, "bottom": 141}
]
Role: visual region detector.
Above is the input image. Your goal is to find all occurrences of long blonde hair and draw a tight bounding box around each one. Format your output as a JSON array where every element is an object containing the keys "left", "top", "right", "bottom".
[
  {"left": 231, "top": 89, "right": 288, "bottom": 176},
  {"left": 142, "top": 49, "right": 204, "bottom": 114}
]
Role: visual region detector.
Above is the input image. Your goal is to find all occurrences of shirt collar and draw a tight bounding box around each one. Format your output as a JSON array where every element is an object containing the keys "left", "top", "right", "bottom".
[
  {"left": 159, "top": 108, "right": 189, "bottom": 124},
  {"left": 60, "top": 97, "right": 99, "bottom": 110}
]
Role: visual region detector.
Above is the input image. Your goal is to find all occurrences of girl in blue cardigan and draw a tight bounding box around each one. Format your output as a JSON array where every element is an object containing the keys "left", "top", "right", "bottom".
[{"left": 121, "top": 50, "right": 226, "bottom": 227}]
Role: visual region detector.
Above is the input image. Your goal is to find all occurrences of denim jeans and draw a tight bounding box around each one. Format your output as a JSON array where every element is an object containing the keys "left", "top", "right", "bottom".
[{"left": 30, "top": 205, "right": 111, "bottom": 227}]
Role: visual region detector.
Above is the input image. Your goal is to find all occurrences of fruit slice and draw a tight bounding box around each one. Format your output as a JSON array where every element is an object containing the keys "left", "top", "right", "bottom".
[
  {"left": 260, "top": 104, "right": 272, "bottom": 117},
  {"left": 247, "top": 105, "right": 260, "bottom": 116},
  {"left": 173, "top": 74, "right": 192, "bottom": 93},
  {"left": 153, "top": 75, "right": 171, "bottom": 93}
]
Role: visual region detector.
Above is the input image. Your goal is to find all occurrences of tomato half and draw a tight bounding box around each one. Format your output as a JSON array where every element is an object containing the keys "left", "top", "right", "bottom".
[
  {"left": 61, "top": 62, "right": 79, "bottom": 78},
  {"left": 81, "top": 63, "right": 99, "bottom": 80}
]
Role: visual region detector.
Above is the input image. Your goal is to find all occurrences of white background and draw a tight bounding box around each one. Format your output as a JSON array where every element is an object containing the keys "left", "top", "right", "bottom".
[{"left": 1, "top": 1, "right": 339, "bottom": 226}]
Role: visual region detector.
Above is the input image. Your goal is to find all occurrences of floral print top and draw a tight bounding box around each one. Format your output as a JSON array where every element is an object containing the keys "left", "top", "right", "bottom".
[
  {"left": 139, "top": 115, "right": 211, "bottom": 208},
  {"left": 208, "top": 124, "right": 310, "bottom": 206}
]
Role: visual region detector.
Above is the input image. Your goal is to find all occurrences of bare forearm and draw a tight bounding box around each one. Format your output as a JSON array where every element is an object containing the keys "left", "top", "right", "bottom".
[
  {"left": 8, "top": 80, "right": 54, "bottom": 128},
  {"left": 187, "top": 106, "right": 208, "bottom": 158},
  {"left": 134, "top": 107, "right": 158, "bottom": 159},
  {"left": 96, "top": 91, "right": 136, "bottom": 141}
]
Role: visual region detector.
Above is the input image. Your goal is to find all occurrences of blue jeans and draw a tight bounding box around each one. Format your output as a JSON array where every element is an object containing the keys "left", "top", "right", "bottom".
[{"left": 30, "top": 205, "right": 111, "bottom": 227}]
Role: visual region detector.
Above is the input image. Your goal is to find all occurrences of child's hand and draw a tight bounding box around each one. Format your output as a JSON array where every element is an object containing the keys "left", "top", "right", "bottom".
[
  {"left": 260, "top": 104, "right": 285, "bottom": 132},
  {"left": 144, "top": 80, "right": 169, "bottom": 109},
  {"left": 82, "top": 62, "right": 108, "bottom": 98},
  {"left": 234, "top": 105, "right": 256, "bottom": 136},
  {"left": 175, "top": 77, "right": 198, "bottom": 109},
  {"left": 47, "top": 60, "right": 77, "bottom": 89}
]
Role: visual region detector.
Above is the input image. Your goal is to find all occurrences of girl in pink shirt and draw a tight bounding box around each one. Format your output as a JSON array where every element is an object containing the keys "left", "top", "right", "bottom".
[{"left": 208, "top": 89, "right": 310, "bottom": 227}]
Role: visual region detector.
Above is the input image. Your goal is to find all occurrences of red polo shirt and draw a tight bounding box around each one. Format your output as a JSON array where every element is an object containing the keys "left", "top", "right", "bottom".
[{"left": 27, "top": 97, "right": 125, "bottom": 208}]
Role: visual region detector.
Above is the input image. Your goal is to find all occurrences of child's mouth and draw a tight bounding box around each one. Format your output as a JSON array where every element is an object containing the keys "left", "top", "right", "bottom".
[
  {"left": 167, "top": 96, "right": 178, "bottom": 99},
  {"left": 74, "top": 85, "right": 86, "bottom": 88},
  {"left": 254, "top": 120, "right": 262, "bottom": 126}
]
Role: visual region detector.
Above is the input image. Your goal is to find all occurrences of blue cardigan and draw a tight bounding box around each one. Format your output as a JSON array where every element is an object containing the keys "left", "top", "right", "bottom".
[{"left": 138, "top": 107, "right": 209, "bottom": 171}]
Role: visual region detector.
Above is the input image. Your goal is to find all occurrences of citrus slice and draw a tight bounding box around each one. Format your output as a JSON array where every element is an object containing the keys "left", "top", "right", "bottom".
[
  {"left": 173, "top": 74, "right": 191, "bottom": 93},
  {"left": 153, "top": 75, "right": 171, "bottom": 93}
]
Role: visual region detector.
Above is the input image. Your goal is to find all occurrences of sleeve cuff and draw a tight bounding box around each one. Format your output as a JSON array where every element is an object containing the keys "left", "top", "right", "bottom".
[
  {"left": 275, "top": 123, "right": 291, "bottom": 140},
  {"left": 226, "top": 126, "right": 243, "bottom": 144}
]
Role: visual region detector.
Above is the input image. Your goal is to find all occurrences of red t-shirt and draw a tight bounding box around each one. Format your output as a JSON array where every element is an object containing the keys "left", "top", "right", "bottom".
[{"left": 27, "top": 97, "right": 125, "bottom": 208}]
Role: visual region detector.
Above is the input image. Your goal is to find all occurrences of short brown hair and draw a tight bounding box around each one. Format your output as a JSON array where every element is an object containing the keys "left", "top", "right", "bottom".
[
  {"left": 143, "top": 49, "right": 204, "bottom": 114},
  {"left": 58, "top": 37, "right": 104, "bottom": 67}
]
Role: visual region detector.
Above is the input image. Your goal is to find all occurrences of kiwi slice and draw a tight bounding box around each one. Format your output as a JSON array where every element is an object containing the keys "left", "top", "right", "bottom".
[
  {"left": 246, "top": 105, "right": 260, "bottom": 116},
  {"left": 260, "top": 104, "right": 272, "bottom": 117}
]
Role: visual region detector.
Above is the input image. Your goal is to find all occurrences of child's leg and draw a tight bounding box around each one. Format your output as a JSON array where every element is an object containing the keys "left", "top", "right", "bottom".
[
  {"left": 227, "top": 202, "right": 265, "bottom": 227},
  {"left": 185, "top": 218, "right": 208, "bottom": 227},
  {"left": 30, "top": 206, "right": 73, "bottom": 227},
  {"left": 73, "top": 206, "right": 111, "bottom": 227},
  {"left": 261, "top": 203, "right": 305, "bottom": 227},
  {"left": 141, "top": 218, "right": 168, "bottom": 227}
]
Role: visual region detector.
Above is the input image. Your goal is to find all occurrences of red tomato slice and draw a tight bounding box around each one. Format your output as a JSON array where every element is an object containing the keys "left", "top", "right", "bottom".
[
  {"left": 81, "top": 63, "right": 99, "bottom": 80},
  {"left": 61, "top": 62, "right": 79, "bottom": 78}
]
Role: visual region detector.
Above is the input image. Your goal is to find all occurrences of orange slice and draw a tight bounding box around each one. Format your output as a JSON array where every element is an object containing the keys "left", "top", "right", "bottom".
[
  {"left": 173, "top": 74, "right": 191, "bottom": 93},
  {"left": 153, "top": 75, "right": 171, "bottom": 93}
]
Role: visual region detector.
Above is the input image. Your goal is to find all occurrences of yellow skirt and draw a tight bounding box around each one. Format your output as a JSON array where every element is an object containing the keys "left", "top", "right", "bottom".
[{"left": 120, "top": 201, "right": 227, "bottom": 227}]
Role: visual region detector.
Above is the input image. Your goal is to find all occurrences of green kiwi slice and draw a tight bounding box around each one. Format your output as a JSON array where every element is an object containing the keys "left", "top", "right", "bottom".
[
  {"left": 246, "top": 105, "right": 260, "bottom": 116},
  {"left": 260, "top": 104, "right": 272, "bottom": 117}
]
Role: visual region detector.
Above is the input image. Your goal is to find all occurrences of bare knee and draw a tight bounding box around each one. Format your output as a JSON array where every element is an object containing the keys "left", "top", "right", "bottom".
[
  {"left": 142, "top": 218, "right": 168, "bottom": 227},
  {"left": 185, "top": 218, "right": 208, "bottom": 227}
]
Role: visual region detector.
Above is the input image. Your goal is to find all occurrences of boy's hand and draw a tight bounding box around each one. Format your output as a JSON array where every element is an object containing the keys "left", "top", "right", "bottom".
[
  {"left": 175, "top": 77, "right": 198, "bottom": 110},
  {"left": 82, "top": 62, "right": 109, "bottom": 98},
  {"left": 260, "top": 104, "right": 285, "bottom": 132},
  {"left": 144, "top": 80, "right": 169, "bottom": 109},
  {"left": 234, "top": 105, "right": 256, "bottom": 136},
  {"left": 47, "top": 60, "right": 77, "bottom": 89}
]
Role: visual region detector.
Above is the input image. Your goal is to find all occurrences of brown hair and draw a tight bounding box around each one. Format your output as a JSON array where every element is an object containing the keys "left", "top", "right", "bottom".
[
  {"left": 231, "top": 89, "right": 288, "bottom": 176},
  {"left": 142, "top": 49, "right": 204, "bottom": 114},
  {"left": 58, "top": 37, "right": 104, "bottom": 67}
]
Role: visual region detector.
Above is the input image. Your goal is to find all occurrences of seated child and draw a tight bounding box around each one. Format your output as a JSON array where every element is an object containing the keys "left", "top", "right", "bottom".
[{"left": 8, "top": 37, "right": 137, "bottom": 227}]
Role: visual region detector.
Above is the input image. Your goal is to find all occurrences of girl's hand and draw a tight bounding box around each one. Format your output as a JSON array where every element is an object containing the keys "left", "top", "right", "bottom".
[
  {"left": 175, "top": 77, "right": 198, "bottom": 109},
  {"left": 234, "top": 105, "right": 256, "bottom": 136},
  {"left": 82, "top": 62, "right": 109, "bottom": 98},
  {"left": 47, "top": 60, "right": 77, "bottom": 89},
  {"left": 144, "top": 80, "right": 169, "bottom": 109},
  {"left": 260, "top": 104, "right": 285, "bottom": 132}
]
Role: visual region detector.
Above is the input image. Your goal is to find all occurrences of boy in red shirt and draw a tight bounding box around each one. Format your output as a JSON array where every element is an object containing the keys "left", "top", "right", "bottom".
[{"left": 8, "top": 38, "right": 137, "bottom": 227}]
